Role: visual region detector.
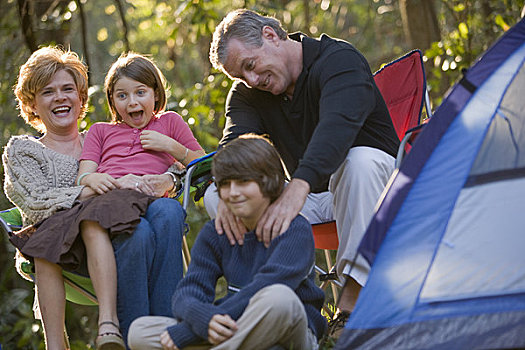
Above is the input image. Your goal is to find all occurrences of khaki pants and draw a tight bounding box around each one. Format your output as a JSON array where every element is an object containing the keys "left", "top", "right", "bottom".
[{"left": 128, "top": 284, "right": 318, "bottom": 350}]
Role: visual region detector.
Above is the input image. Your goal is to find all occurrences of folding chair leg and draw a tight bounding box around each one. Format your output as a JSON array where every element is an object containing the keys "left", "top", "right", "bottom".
[
  {"left": 182, "top": 236, "right": 191, "bottom": 273},
  {"left": 64, "top": 324, "right": 70, "bottom": 349},
  {"left": 324, "top": 249, "right": 339, "bottom": 301}
]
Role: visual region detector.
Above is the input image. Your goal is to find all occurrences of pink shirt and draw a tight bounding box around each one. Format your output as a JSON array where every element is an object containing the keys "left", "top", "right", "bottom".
[{"left": 81, "top": 111, "right": 201, "bottom": 178}]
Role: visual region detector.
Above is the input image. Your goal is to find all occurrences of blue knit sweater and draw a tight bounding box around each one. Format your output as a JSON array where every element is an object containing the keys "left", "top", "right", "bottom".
[{"left": 167, "top": 215, "right": 327, "bottom": 348}]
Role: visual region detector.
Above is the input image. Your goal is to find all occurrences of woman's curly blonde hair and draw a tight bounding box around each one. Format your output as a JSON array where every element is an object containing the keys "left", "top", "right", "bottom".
[{"left": 14, "top": 46, "right": 89, "bottom": 133}]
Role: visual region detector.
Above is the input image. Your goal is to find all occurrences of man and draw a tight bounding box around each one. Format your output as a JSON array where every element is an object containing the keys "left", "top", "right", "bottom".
[{"left": 205, "top": 9, "right": 399, "bottom": 312}]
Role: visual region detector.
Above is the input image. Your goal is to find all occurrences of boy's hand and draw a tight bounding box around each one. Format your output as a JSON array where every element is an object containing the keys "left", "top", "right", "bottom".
[
  {"left": 215, "top": 199, "right": 247, "bottom": 245},
  {"left": 140, "top": 130, "right": 175, "bottom": 152},
  {"left": 160, "top": 330, "right": 179, "bottom": 350},
  {"left": 256, "top": 178, "right": 310, "bottom": 247},
  {"left": 83, "top": 173, "right": 119, "bottom": 194},
  {"left": 208, "top": 314, "right": 237, "bottom": 345}
]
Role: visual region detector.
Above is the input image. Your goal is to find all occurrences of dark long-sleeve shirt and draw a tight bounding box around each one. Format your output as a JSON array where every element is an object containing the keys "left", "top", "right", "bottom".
[
  {"left": 167, "top": 215, "right": 327, "bottom": 348},
  {"left": 220, "top": 33, "right": 399, "bottom": 193}
]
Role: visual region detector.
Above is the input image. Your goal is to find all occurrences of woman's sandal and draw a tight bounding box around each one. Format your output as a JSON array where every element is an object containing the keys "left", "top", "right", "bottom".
[{"left": 96, "top": 321, "right": 126, "bottom": 350}]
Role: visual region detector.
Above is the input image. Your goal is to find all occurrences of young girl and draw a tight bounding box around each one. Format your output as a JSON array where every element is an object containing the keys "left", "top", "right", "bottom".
[
  {"left": 79, "top": 52, "right": 205, "bottom": 195},
  {"left": 73, "top": 52, "right": 205, "bottom": 347}
]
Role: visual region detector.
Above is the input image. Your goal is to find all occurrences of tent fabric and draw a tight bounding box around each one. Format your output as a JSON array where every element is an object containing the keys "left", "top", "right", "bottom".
[
  {"left": 336, "top": 17, "right": 525, "bottom": 350},
  {"left": 338, "top": 311, "right": 525, "bottom": 350},
  {"left": 359, "top": 17, "right": 525, "bottom": 267}
]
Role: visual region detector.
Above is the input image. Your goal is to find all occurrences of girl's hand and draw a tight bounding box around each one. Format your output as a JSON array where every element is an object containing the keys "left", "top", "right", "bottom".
[
  {"left": 160, "top": 330, "right": 179, "bottom": 350},
  {"left": 83, "top": 173, "right": 119, "bottom": 194},
  {"left": 140, "top": 130, "right": 175, "bottom": 153},
  {"left": 208, "top": 314, "right": 237, "bottom": 345},
  {"left": 142, "top": 174, "right": 174, "bottom": 197}
]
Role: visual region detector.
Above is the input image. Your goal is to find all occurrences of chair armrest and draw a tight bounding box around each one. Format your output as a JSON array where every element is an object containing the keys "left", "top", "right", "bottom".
[
  {"left": 0, "top": 207, "right": 23, "bottom": 236},
  {"left": 182, "top": 152, "right": 216, "bottom": 210},
  {"left": 0, "top": 216, "right": 13, "bottom": 237}
]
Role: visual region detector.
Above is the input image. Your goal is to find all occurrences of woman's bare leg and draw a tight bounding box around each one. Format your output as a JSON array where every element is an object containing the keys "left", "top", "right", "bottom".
[
  {"left": 80, "top": 220, "right": 120, "bottom": 336},
  {"left": 34, "top": 258, "right": 67, "bottom": 350}
]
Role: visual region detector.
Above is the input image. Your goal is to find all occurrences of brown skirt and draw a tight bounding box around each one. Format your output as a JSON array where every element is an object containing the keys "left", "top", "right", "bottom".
[{"left": 10, "top": 189, "right": 156, "bottom": 272}]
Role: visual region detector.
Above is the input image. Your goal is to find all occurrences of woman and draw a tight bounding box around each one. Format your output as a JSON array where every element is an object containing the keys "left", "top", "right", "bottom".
[{"left": 3, "top": 46, "right": 186, "bottom": 349}]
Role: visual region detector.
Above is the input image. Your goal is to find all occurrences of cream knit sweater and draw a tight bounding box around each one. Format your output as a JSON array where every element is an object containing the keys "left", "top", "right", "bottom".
[{"left": 2, "top": 135, "right": 84, "bottom": 226}]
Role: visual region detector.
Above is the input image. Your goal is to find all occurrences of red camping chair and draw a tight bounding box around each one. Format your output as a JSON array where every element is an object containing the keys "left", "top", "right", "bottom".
[{"left": 313, "top": 50, "right": 432, "bottom": 307}]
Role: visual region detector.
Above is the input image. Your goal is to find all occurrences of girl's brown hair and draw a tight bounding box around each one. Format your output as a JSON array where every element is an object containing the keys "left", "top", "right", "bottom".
[
  {"left": 212, "top": 134, "right": 286, "bottom": 203},
  {"left": 104, "top": 52, "right": 167, "bottom": 123},
  {"left": 14, "top": 46, "right": 89, "bottom": 133}
]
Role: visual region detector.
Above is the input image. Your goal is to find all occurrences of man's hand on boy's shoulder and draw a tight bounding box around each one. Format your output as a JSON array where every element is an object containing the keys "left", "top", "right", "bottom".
[
  {"left": 208, "top": 314, "right": 238, "bottom": 345},
  {"left": 255, "top": 178, "right": 310, "bottom": 247},
  {"left": 160, "top": 330, "right": 179, "bottom": 350}
]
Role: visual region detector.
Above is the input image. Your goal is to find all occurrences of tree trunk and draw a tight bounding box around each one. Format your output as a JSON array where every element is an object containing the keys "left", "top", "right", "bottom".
[
  {"left": 114, "top": 0, "right": 130, "bottom": 52},
  {"left": 399, "top": 0, "right": 440, "bottom": 51},
  {"left": 76, "top": 0, "right": 91, "bottom": 85},
  {"left": 17, "top": 0, "right": 37, "bottom": 52},
  {"left": 16, "top": 0, "right": 71, "bottom": 51}
]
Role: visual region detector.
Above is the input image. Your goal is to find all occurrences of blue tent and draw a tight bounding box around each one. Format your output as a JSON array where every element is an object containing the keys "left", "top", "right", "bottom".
[{"left": 336, "top": 17, "right": 525, "bottom": 349}]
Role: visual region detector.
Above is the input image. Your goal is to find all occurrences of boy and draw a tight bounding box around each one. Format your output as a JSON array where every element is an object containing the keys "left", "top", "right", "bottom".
[{"left": 128, "top": 134, "right": 327, "bottom": 349}]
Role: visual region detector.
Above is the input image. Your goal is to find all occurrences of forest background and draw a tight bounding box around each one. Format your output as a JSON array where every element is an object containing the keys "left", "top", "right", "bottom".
[{"left": 0, "top": 0, "right": 523, "bottom": 348}]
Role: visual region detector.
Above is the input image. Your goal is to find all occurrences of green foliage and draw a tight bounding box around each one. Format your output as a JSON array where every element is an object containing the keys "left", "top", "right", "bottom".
[
  {"left": 1, "top": 0, "right": 523, "bottom": 347},
  {"left": 0, "top": 287, "right": 43, "bottom": 349},
  {"left": 425, "top": 0, "right": 525, "bottom": 106}
]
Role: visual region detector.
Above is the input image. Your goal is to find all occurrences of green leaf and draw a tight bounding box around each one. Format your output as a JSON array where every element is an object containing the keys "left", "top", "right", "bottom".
[
  {"left": 453, "top": 4, "right": 465, "bottom": 12},
  {"left": 495, "top": 15, "right": 510, "bottom": 31},
  {"left": 458, "top": 22, "right": 468, "bottom": 39}
]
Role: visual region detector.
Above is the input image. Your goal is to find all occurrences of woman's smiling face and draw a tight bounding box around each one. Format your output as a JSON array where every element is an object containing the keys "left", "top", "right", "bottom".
[{"left": 31, "top": 69, "right": 82, "bottom": 133}]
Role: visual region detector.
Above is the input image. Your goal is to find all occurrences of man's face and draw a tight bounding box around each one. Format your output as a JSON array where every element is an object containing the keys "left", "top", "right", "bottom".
[{"left": 222, "top": 29, "right": 294, "bottom": 96}]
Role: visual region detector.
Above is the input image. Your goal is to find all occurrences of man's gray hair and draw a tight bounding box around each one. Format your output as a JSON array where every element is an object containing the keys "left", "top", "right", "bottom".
[{"left": 209, "top": 9, "right": 288, "bottom": 72}]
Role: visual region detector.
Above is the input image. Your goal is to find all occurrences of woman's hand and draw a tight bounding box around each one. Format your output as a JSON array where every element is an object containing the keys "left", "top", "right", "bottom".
[
  {"left": 208, "top": 314, "right": 237, "bottom": 345},
  {"left": 83, "top": 173, "right": 119, "bottom": 194},
  {"left": 160, "top": 330, "right": 179, "bottom": 350},
  {"left": 117, "top": 174, "right": 156, "bottom": 196},
  {"left": 141, "top": 174, "right": 174, "bottom": 197}
]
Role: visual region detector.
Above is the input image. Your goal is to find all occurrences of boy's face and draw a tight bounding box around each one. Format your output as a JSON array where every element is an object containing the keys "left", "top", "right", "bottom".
[{"left": 218, "top": 179, "right": 270, "bottom": 231}]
